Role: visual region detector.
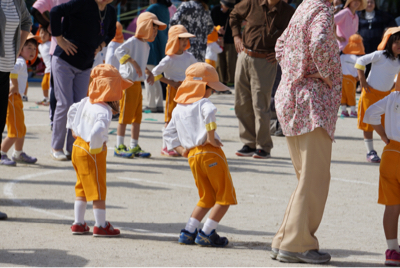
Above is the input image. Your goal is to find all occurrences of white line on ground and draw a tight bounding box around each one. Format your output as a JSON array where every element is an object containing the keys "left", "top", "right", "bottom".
[
  {"left": 117, "top": 176, "right": 193, "bottom": 189},
  {"left": 331, "top": 177, "right": 377, "bottom": 186}
]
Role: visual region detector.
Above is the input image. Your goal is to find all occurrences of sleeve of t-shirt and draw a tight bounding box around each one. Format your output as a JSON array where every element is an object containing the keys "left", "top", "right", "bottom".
[
  {"left": 114, "top": 39, "right": 132, "bottom": 64},
  {"left": 355, "top": 51, "right": 383, "bottom": 71},
  {"left": 33, "top": 0, "right": 53, "bottom": 14},
  {"left": 39, "top": 44, "right": 52, "bottom": 71},
  {"left": 163, "top": 115, "right": 181, "bottom": 151},
  {"left": 201, "top": 100, "right": 217, "bottom": 131},
  {"left": 334, "top": 9, "right": 346, "bottom": 25},
  {"left": 210, "top": 42, "right": 223, "bottom": 54},
  {"left": 152, "top": 56, "right": 170, "bottom": 76},
  {"left": 89, "top": 114, "right": 108, "bottom": 154},
  {"left": 66, "top": 102, "right": 80, "bottom": 131},
  {"left": 363, "top": 94, "right": 390, "bottom": 125},
  {"left": 10, "top": 60, "right": 24, "bottom": 78}
]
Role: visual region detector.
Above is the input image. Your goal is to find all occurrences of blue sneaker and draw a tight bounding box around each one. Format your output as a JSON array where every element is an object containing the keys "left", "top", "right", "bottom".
[
  {"left": 195, "top": 229, "right": 229, "bottom": 247},
  {"left": 128, "top": 145, "right": 151, "bottom": 158},
  {"left": 178, "top": 229, "right": 197, "bottom": 245},
  {"left": 114, "top": 144, "right": 134, "bottom": 158}
]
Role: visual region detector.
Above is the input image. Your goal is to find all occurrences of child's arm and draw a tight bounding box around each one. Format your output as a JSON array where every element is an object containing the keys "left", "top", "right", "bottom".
[
  {"left": 145, "top": 67, "right": 154, "bottom": 85},
  {"left": 357, "top": 69, "right": 371, "bottom": 93},
  {"left": 159, "top": 77, "right": 181, "bottom": 89},
  {"left": 114, "top": 41, "right": 143, "bottom": 77},
  {"left": 163, "top": 117, "right": 188, "bottom": 156},
  {"left": 89, "top": 114, "right": 108, "bottom": 154},
  {"left": 127, "top": 58, "right": 142, "bottom": 78},
  {"left": 152, "top": 57, "right": 181, "bottom": 88},
  {"left": 174, "top": 146, "right": 190, "bottom": 158},
  {"left": 9, "top": 78, "right": 19, "bottom": 97},
  {"left": 355, "top": 51, "right": 382, "bottom": 93},
  {"left": 363, "top": 95, "right": 390, "bottom": 144},
  {"left": 201, "top": 101, "right": 223, "bottom": 148},
  {"left": 371, "top": 124, "right": 390, "bottom": 145}
]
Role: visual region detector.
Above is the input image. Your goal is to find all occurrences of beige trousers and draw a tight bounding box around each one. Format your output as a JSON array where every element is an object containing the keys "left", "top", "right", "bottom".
[
  {"left": 272, "top": 127, "right": 332, "bottom": 253},
  {"left": 234, "top": 52, "right": 277, "bottom": 152}
]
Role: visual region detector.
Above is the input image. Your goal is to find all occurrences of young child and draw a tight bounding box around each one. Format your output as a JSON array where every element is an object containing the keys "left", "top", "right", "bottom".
[
  {"left": 114, "top": 12, "right": 166, "bottom": 158},
  {"left": 355, "top": 26, "right": 400, "bottom": 163},
  {"left": 205, "top": 26, "right": 222, "bottom": 68},
  {"left": 340, "top": 34, "right": 365, "bottom": 117},
  {"left": 163, "top": 62, "right": 237, "bottom": 247},
  {"left": 0, "top": 34, "right": 39, "bottom": 167},
  {"left": 363, "top": 81, "right": 400, "bottom": 266},
  {"left": 105, "top": 21, "right": 124, "bottom": 70},
  {"left": 67, "top": 64, "right": 133, "bottom": 237},
  {"left": 152, "top": 25, "right": 197, "bottom": 156},
  {"left": 37, "top": 26, "right": 51, "bottom": 106}
]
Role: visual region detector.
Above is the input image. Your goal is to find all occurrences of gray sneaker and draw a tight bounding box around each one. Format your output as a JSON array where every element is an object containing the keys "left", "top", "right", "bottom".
[
  {"left": 277, "top": 249, "right": 331, "bottom": 264},
  {"left": 0, "top": 155, "right": 16, "bottom": 166},
  {"left": 270, "top": 248, "right": 279, "bottom": 260},
  {"left": 12, "top": 152, "right": 37, "bottom": 164}
]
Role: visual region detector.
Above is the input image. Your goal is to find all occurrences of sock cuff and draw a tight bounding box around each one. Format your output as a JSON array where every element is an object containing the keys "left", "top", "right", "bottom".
[{"left": 364, "top": 139, "right": 373, "bottom": 142}]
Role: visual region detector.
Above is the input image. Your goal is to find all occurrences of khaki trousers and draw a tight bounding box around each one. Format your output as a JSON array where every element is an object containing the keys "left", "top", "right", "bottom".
[
  {"left": 234, "top": 52, "right": 277, "bottom": 152},
  {"left": 216, "top": 43, "right": 237, "bottom": 84},
  {"left": 272, "top": 127, "right": 332, "bottom": 253}
]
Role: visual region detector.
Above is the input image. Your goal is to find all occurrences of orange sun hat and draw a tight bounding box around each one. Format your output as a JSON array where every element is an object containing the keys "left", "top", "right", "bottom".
[
  {"left": 343, "top": 34, "right": 365, "bottom": 55},
  {"left": 378, "top": 26, "right": 400, "bottom": 51},
  {"left": 165, "top": 25, "right": 196, "bottom": 56},
  {"left": 174, "top": 62, "right": 230, "bottom": 104},
  {"left": 135, "top": 12, "right": 167, "bottom": 42},
  {"left": 26, "top": 32, "right": 40, "bottom": 65},
  {"left": 89, "top": 64, "right": 133, "bottom": 104},
  {"left": 207, "top": 26, "right": 220, "bottom": 44},
  {"left": 112, "top": 21, "right": 124, "bottom": 43}
]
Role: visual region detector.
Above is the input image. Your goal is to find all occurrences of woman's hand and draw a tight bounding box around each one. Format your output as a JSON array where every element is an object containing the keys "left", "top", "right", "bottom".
[
  {"left": 304, "top": 72, "right": 332, "bottom": 89},
  {"left": 56, "top": 36, "right": 78, "bottom": 56}
]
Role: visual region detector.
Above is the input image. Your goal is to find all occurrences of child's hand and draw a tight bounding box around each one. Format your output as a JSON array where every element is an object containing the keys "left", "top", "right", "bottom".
[
  {"left": 71, "top": 130, "right": 77, "bottom": 139},
  {"left": 381, "top": 134, "right": 390, "bottom": 145},
  {"left": 130, "top": 59, "right": 142, "bottom": 77},
  {"left": 360, "top": 80, "right": 371, "bottom": 93},
  {"left": 9, "top": 85, "right": 18, "bottom": 97},
  {"left": 146, "top": 72, "right": 154, "bottom": 85},
  {"left": 181, "top": 148, "right": 190, "bottom": 158},
  {"left": 203, "top": 138, "right": 223, "bottom": 148},
  {"left": 102, "top": 142, "right": 107, "bottom": 152},
  {"left": 171, "top": 81, "right": 182, "bottom": 89}
]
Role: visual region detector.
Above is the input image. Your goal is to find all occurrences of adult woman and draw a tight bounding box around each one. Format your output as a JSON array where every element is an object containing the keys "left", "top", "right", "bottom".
[
  {"left": 143, "top": 0, "right": 171, "bottom": 113},
  {"left": 50, "top": 0, "right": 116, "bottom": 160},
  {"left": 270, "top": 0, "right": 342, "bottom": 263},
  {"left": 0, "top": 0, "right": 32, "bottom": 218},
  {"left": 170, "top": 0, "right": 214, "bottom": 62}
]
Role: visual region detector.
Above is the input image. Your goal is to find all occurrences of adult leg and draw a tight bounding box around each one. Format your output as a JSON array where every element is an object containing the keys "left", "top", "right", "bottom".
[
  {"left": 225, "top": 43, "right": 238, "bottom": 85},
  {"left": 49, "top": 69, "right": 57, "bottom": 127},
  {"left": 0, "top": 72, "right": 10, "bottom": 145},
  {"left": 145, "top": 65, "right": 163, "bottom": 110},
  {"left": 216, "top": 49, "right": 228, "bottom": 84}
]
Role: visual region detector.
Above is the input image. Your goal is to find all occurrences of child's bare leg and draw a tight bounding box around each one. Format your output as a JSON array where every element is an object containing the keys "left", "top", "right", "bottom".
[
  {"left": 131, "top": 123, "right": 140, "bottom": 140},
  {"left": 364, "top": 131, "right": 373, "bottom": 140},
  {"left": 93, "top": 200, "right": 106, "bottom": 227},
  {"left": 93, "top": 200, "right": 105, "bottom": 209},
  {"left": 384, "top": 205, "right": 400, "bottom": 252},
  {"left": 208, "top": 204, "right": 230, "bottom": 222},
  {"left": 74, "top": 196, "right": 87, "bottom": 224},
  {"left": 191, "top": 206, "right": 211, "bottom": 222},
  {"left": 14, "top": 137, "right": 24, "bottom": 151},
  {"left": 1, "top": 137, "right": 17, "bottom": 153}
]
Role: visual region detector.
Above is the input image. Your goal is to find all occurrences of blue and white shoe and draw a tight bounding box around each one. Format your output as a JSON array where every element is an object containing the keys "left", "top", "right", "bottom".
[
  {"left": 178, "top": 229, "right": 197, "bottom": 245},
  {"left": 194, "top": 229, "right": 229, "bottom": 247}
]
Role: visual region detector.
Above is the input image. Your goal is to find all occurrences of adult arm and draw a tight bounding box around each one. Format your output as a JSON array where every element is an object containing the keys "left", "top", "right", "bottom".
[
  {"left": 104, "top": 8, "right": 117, "bottom": 46},
  {"left": 229, "top": 0, "right": 250, "bottom": 53},
  {"left": 30, "top": 8, "right": 50, "bottom": 29},
  {"left": 18, "top": 0, "right": 33, "bottom": 55}
]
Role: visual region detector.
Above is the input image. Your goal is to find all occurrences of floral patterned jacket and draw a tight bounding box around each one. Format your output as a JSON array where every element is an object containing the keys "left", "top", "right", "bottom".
[
  {"left": 275, "top": 0, "right": 342, "bottom": 141},
  {"left": 170, "top": 1, "right": 214, "bottom": 62}
]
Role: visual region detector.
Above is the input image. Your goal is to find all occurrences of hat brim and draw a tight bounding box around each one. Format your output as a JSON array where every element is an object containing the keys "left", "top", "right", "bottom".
[
  {"left": 178, "top": 33, "right": 196, "bottom": 38},
  {"left": 207, "top": 81, "right": 230, "bottom": 91},
  {"left": 153, "top": 20, "right": 167, "bottom": 31},
  {"left": 344, "top": 0, "right": 367, "bottom": 11},
  {"left": 121, "top": 78, "right": 134, "bottom": 90},
  {"left": 220, "top": 0, "right": 235, "bottom": 8}
]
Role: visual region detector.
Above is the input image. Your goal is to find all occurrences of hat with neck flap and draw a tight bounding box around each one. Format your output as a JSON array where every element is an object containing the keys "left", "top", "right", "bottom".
[
  {"left": 89, "top": 64, "right": 133, "bottom": 104},
  {"left": 343, "top": 34, "right": 365, "bottom": 55},
  {"left": 207, "top": 26, "right": 220, "bottom": 44},
  {"left": 135, "top": 12, "right": 167, "bottom": 42},
  {"left": 378, "top": 26, "right": 400, "bottom": 51},
  {"left": 165, "top": 25, "right": 196, "bottom": 55},
  {"left": 112, "top": 21, "right": 124, "bottom": 43}
]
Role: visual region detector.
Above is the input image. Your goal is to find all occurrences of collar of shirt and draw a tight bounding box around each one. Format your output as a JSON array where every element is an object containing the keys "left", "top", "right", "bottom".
[{"left": 258, "top": 0, "right": 282, "bottom": 14}]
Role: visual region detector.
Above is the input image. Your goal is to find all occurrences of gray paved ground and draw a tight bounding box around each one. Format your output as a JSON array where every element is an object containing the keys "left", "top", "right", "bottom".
[{"left": 0, "top": 83, "right": 388, "bottom": 266}]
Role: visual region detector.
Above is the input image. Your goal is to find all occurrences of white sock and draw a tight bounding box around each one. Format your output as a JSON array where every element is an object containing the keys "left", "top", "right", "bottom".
[
  {"left": 341, "top": 105, "right": 347, "bottom": 112},
  {"left": 364, "top": 139, "right": 374, "bottom": 153},
  {"left": 93, "top": 209, "right": 106, "bottom": 227},
  {"left": 185, "top": 217, "right": 200, "bottom": 233},
  {"left": 350, "top": 106, "right": 356, "bottom": 112},
  {"left": 13, "top": 150, "right": 22, "bottom": 158},
  {"left": 161, "top": 127, "right": 166, "bottom": 149},
  {"left": 74, "top": 201, "right": 87, "bottom": 225},
  {"left": 387, "top": 239, "right": 400, "bottom": 252},
  {"left": 1, "top": 151, "right": 7, "bottom": 156},
  {"left": 130, "top": 139, "right": 138, "bottom": 149},
  {"left": 202, "top": 218, "right": 219, "bottom": 235},
  {"left": 116, "top": 135, "right": 124, "bottom": 147}
]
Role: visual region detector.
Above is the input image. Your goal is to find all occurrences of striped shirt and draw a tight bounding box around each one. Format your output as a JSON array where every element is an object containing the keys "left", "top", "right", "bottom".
[{"left": 0, "top": 0, "right": 20, "bottom": 72}]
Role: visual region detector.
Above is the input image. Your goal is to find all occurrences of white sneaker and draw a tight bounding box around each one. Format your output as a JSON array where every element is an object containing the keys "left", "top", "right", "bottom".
[{"left": 51, "top": 150, "right": 68, "bottom": 161}]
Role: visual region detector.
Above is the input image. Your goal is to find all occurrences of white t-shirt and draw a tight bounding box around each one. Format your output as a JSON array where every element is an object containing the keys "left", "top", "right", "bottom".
[
  {"left": 205, "top": 42, "right": 222, "bottom": 62},
  {"left": 9, "top": 57, "right": 28, "bottom": 95},
  {"left": 163, "top": 98, "right": 221, "bottom": 150},
  {"left": 105, "top": 41, "right": 122, "bottom": 70},
  {"left": 364, "top": 91, "right": 400, "bottom": 143},
  {"left": 92, "top": 47, "right": 107, "bottom": 68},
  {"left": 66, "top": 97, "right": 112, "bottom": 154},
  {"left": 39, "top": 41, "right": 52, "bottom": 73},
  {"left": 355, "top": 50, "right": 400, "bottom": 92},
  {"left": 340, "top": 54, "right": 359, "bottom": 78},
  {"left": 114, "top": 37, "right": 150, "bottom": 82},
  {"left": 152, "top": 51, "right": 197, "bottom": 82}
]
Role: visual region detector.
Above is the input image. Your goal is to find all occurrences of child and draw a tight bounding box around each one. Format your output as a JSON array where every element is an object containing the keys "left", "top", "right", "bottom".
[
  {"left": 114, "top": 12, "right": 166, "bottom": 158},
  {"left": 105, "top": 21, "right": 124, "bottom": 70},
  {"left": 340, "top": 34, "right": 365, "bottom": 117},
  {"left": 163, "top": 62, "right": 237, "bottom": 247},
  {"left": 37, "top": 26, "right": 51, "bottom": 106},
  {"left": 67, "top": 64, "right": 133, "bottom": 237},
  {"left": 0, "top": 34, "right": 39, "bottom": 167},
  {"left": 205, "top": 26, "right": 222, "bottom": 68},
  {"left": 152, "top": 25, "right": 197, "bottom": 156},
  {"left": 363, "top": 82, "right": 400, "bottom": 266},
  {"left": 355, "top": 26, "right": 400, "bottom": 163}
]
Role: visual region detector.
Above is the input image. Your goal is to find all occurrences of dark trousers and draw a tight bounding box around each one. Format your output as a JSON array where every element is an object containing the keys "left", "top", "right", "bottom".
[
  {"left": 0, "top": 71, "right": 10, "bottom": 145},
  {"left": 49, "top": 68, "right": 56, "bottom": 125}
]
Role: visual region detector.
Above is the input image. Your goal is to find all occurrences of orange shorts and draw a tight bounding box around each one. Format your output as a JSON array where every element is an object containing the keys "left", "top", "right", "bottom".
[
  {"left": 188, "top": 144, "right": 237, "bottom": 208},
  {"left": 6, "top": 94, "right": 26, "bottom": 138},
  {"left": 378, "top": 140, "right": 400, "bottom": 206},
  {"left": 357, "top": 87, "right": 390, "bottom": 132},
  {"left": 341, "top": 75, "right": 357, "bottom": 106},
  {"left": 165, "top": 84, "right": 179, "bottom": 123},
  {"left": 41, "top": 73, "right": 50, "bottom": 91},
  {"left": 119, "top": 81, "right": 142, "bottom": 124},
  {"left": 72, "top": 137, "right": 107, "bottom": 201},
  {"left": 205, "top": 59, "right": 216, "bottom": 68}
]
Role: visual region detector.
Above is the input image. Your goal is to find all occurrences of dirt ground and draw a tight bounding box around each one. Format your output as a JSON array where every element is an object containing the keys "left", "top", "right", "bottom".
[{"left": 0, "top": 83, "right": 389, "bottom": 267}]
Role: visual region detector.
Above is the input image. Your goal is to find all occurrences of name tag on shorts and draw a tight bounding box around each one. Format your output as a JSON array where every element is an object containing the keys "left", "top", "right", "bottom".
[{"left": 208, "top": 162, "right": 217, "bottom": 168}]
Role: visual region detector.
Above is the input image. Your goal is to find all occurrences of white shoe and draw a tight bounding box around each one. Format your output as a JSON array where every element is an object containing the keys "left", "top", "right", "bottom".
[{"left": 51, "top": 150, "right": 68, "bottom": 161}]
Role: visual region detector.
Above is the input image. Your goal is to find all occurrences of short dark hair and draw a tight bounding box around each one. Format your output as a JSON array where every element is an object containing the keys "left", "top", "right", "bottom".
[
  {"left": 383, "top": 32, "right": 400, "bottom": 61},
  {"left": 24, "top": 38, "right": 38, "bottom": 48}
]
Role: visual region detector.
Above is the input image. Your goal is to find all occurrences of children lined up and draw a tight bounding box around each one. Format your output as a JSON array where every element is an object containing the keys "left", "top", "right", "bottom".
[{"left": 36, "top": 26, "right": 51, "bottom": 106}]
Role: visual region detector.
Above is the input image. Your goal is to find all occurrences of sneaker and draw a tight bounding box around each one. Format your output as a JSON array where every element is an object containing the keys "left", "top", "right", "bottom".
[
  {"left": 367, "top": 150, "right": 381, "bottom": 163},
  {"left": 22, "top": 95, "right": 28, "bottom": 102},
  {"left": 111, "top": 113, "right": 120, "bottom": 121},
  {"left": 128, "top": 145, "right": 151, "bottom": 158},
  {"left": 51, "top": 150, "right": 68, "bottom": 161},
  {"left": 161, "top": 147, "right": 179, "bottom": 157},
  {"left": 270, "top": 248, "right": 279, "bottom": 260},
  {"left": 277, "top": 249, "right": 331, "bottom": 264},
  {"left": 36, "top": 99, "right": 49, "bottom": 106},
  {"left": 385, "top": 249, "right": 400, "bottom": 266},
  {"left": 71, "top": 222, "right": 90, "bottom": 235},
  {"left": 93, "top": 222, "right": 120, "bottom": 237},
  {"left": 194, "top": 229, "right": 229, "bottom": 247},
  {"left": 65, "top": 151, "right": 71, "bottom": 161},
  {"left": 0, "top": 155, "right": 16, "bottom": 166},
  {"left": 12, "top": 152, "right": 37, "bottom": 164},
  {"left": 235, "top": 145, "right": 256, "bottom": 157},
  {"left": 350, "top": 111, "right": 357, "bottom": 118},
  {"left": 114, "top": 144, "right": 134, "bottom": 158},
  {"left": 221, "top": 90, "right": 232, "bottom": 94},
  {"left": 341, "top": 110, "right": 349, "bottom": 117},
  {"left": 178, "top": 229, "right": 197, "bottom": 245},
  {"left": 253, "top": 149, "right": 271, "bottom": 159},
  {"left": 156, "top": 107, "right": 164, "bottom": 113},
  {"left": 227, "top": 82, "right": 234, "bottom": 87},
  {"left": 142, "top": 106, "right": 157, "bottom": 113},
  {"left": 0, "top": 211, "right": 7, "bottom": 220}
]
